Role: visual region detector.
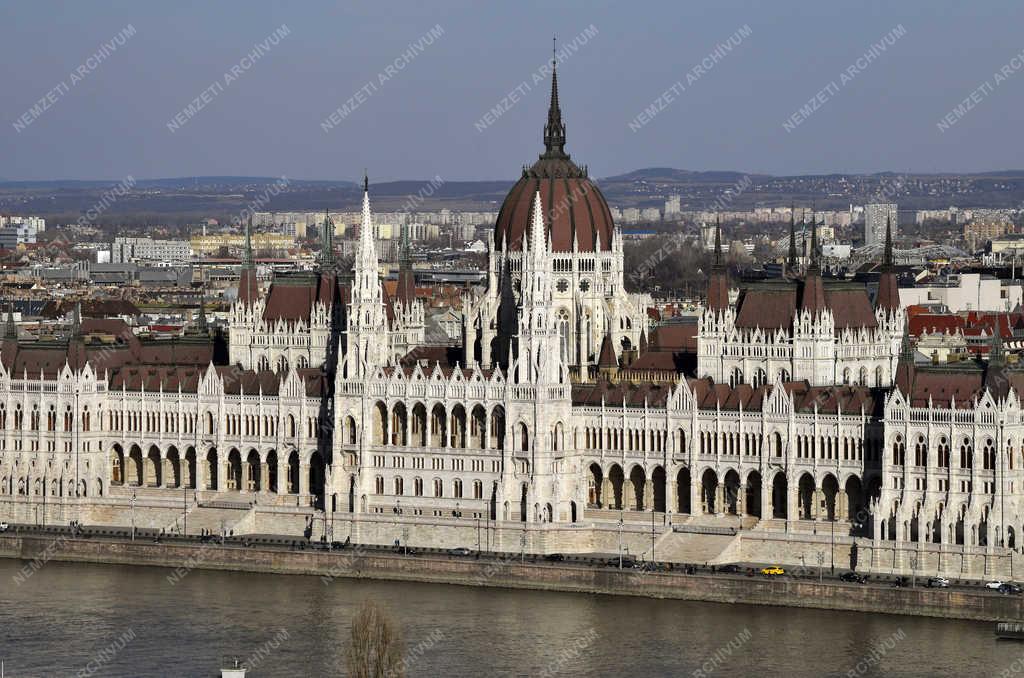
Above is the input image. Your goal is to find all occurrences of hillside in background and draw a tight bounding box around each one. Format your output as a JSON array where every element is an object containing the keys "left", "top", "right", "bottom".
[{"left": 4, "top": 168, "right": 1024, "bottom": 225}]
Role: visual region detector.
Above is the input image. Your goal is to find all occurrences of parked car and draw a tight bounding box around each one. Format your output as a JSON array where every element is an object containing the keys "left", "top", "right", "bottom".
[
  {"left": 1000, "top": 583, "right": 1023, "bottom": 595},
  {"left": 892, "top": 576, "right": 908, "bottom": 588},
  {"left": 840, "top": 572, "right": 867, "bottom": 584},
  {"left": 986, "top": 580, "right": 1008, "bottom": 590},
  {"left": 926, "top": 576, "right": 950, "bottom": 588},
  {"left": 0, "top": 522, "right": 8, "bottom": 532},
  {"left": 544, "top": 553, "right": 565, "bottom": 562},
  {"left": 761, "top": 566, "right": 785, "bottom": 576},
  {"left": 449, "top": 547, "right": 472, "bottom": 556},
  {"left": 719, "top": 564, "right": 741, "bottom": 574}
]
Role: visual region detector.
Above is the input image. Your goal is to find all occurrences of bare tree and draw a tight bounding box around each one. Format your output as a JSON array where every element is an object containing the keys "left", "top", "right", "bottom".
[{"left": 346, "top": 600, "right": 405, "bottom": 678}]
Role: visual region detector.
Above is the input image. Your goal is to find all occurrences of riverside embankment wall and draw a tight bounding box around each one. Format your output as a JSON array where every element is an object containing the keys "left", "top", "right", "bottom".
[{"left": 1, "top": 534, "right": 1021, "bottom": 622}]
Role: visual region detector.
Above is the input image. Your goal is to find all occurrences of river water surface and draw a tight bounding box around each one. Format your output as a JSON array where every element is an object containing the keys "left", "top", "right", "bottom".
[{"left": 0, "top": 559, "right": 1020, "bottom": 677}]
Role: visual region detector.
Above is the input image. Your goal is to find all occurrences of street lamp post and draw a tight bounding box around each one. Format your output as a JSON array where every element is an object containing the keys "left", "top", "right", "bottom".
[
  {"left": 393, "top": 499, "right": 402, "bottom": 549},
  {"left": 618, "top": 512, "right": 624, "bottom": 569},
  {"left": 910, "top": 551, "right": 918, "bottom": 588},
  {"left": 816, "top": 551, "right": 824, "bottom": 583},
  {"left": 476, "top": 516, "right": 481, "bottom": 554},
  {"left": 130, "top": 490, "right": 137, "bottom": 541},
  {"left": 830, "top": 516, "right": 835, "bottom": 575},
  {"left": 520, "top": 525, "right": 526, "bottom": 563},
  {"left": 651, "top": 508, "right": 656, "bottom": 563}
]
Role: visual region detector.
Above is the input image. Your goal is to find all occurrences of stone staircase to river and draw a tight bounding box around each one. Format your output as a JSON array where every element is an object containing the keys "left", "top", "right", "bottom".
[{"left": 652, "top": 529, "right": 741, "bottom": 565}]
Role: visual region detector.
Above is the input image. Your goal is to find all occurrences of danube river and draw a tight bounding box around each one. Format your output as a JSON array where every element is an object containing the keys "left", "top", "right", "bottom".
[{"left": 0, "top": 559, "right": 1020, "bottom": 677}]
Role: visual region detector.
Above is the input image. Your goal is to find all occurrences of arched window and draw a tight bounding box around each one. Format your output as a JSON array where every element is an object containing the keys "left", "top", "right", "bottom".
[
  {"left": 556, "top": 308, "right": 570, "bottom": 364},
  {"left": 453, "top": 479, "right": 463, "bottom": 499},
  {"left": 961, "top": 439, "right": 973, "bottom": 469},
  {"left": 394, "top": 477, "right": 404, "bottom": 496},
  {"left": 892, "top": 435, "right": 905, "bottom": 466},
  {"left": 374, "top": 476, "right": 384, "bottom": 494},
  {"left": 433, "top": 478, "right": 443, "bottom": 498}
]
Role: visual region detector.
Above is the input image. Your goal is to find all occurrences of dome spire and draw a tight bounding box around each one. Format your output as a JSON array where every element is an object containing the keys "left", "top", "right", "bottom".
[{"left": 542, "top": 39, "right": 567, "bottom": 159}]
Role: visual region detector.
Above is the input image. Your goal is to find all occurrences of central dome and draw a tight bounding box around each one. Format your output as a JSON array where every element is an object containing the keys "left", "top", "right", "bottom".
[{"left": 494, "top": 64, "right": 614, "bottom": 252}]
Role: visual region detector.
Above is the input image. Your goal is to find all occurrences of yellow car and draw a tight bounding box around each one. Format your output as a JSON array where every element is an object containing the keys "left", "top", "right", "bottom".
[{"left": 761, "top": 566, "right": 785, "bottom": 576}]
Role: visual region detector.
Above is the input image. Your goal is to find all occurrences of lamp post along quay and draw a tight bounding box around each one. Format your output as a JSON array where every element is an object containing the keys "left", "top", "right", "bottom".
[{"left": 618, "top": 512, "right": 624, "bottom": 569}]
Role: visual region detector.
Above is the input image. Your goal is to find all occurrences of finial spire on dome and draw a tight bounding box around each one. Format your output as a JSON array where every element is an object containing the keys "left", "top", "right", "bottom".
[{"left": 542, "top": 45, "right": 567, "bottom": 159}]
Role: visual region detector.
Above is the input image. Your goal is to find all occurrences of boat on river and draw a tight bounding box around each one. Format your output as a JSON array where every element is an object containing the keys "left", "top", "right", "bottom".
[{"left": 996, "top": 622, "right": 1024, "bottom": 640}]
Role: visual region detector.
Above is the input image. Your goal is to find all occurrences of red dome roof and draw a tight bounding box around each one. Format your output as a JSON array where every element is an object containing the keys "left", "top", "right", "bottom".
[
  {"left": 495, "top": 168, "right": 614, "bottom": 252},
  {"left": 494, "top": 62, "right": 615, "bottom": 253}
]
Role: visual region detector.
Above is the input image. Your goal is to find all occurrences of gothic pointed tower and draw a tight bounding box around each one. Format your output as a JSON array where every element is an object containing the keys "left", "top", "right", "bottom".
[
  {"left": 320, "top": 209, "right": 336, "bottom": 270},
  {"left": 786, "top": 205, "right": 798, "bottom": 272},
  {"left": 876, "top": 216, "right": 900, "bottom": 312},
  {"left": 345, "top": 175, "right": 388, "bottom": 377},
  {"left": 390, "top": 221, "right": 425, "bottom": 358},
  {"left": 706, "top": 216, "right": 729, "bottom": 312},
  {"left": 800, "top": 211, "right": 826, "bottom": 315},
  {"left": 515, "top": 190, "right": 562, "bottom": 383},
  {"left": 228, "top": 216, "right": 263, "bottom": 366},
  {"left": 238, "top": 216, "right": 259, "bottom": 307}
]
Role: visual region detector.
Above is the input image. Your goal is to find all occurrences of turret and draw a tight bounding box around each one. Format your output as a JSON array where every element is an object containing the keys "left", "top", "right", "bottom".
[
  {"left": 800, "top": 210, "right": 826, "bottom": 315},
  {"left": 875, "top": 216, "right": 900, "bottom": 312},
  {"left": 4, "top": 302, "right": 16, "bottom": 340},
  {"left": 786, "top": 204, "right": 798, "bottom": 272},
  {"left": 238, "top": 216, "right": 259, "bottom": 307},
  {"left": 706, "top": 215, "right": 729, "bottom": 312}
]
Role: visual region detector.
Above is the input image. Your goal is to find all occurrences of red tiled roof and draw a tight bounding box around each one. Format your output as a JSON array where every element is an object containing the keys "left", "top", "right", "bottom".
[
  {"left": 734, "top": 279, "right": 877, "bottom": 332},
  {"left": 262, "top": 272, "right": 347, "bottom": 324},
  {"left": 572, "top": 377, "right": 879, "bottom": 414},
  {"left": 597, "top": 334, "right": 617, "bottom": 368}
]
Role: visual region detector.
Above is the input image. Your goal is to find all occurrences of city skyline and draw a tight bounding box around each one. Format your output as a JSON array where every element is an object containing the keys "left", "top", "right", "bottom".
[{"left": 4, "top": 1, "right": 1024, "bottom": 182}]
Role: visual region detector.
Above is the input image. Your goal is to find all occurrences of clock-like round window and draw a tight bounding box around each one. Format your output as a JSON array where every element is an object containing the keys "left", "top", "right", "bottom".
[
  {"left": 579, "top": 279, "right": 590, "bottom": 292},
  {"left": 556, "top": 279, "right": 569, "bottom": 293}
]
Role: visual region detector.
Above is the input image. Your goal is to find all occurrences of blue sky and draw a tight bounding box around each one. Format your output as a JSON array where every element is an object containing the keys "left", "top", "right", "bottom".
[{"left": 2, "top": 0, "right": 1023, "bottom": 181}]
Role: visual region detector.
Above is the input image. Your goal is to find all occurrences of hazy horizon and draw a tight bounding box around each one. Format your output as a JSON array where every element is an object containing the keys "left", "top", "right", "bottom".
[{"left": 4, "top": 1, "right": 1024, "bottom": 182}]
